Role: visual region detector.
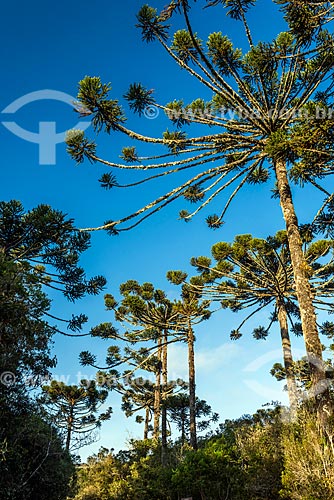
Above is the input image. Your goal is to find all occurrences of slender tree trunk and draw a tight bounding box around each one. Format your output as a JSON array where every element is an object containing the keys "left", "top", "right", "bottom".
[
  {"left": 144, "top": 406, "right": 150, "bottom": 440},
  {"left": 66, "top": 409, "right": 73, "bottom": 451},
  {"left": 66, "top": 427, "right": 71, "bottom": 452},
  {"left": 274, "top": 159, "right": 328, "bottom": 401},
  {"left": 187, "top": 318, "right": 197, "bottom": 450},
  {"left": 153, "top": 336, "right": 162, "bottom": 441},
  {"left": 161, "top": 328, "right": 168, "bottom": 466},
  {"left": 277, "top": 299, "right": 299, "bottom": 415},
  {"left": 181, "top": 416, "right": 186, "bottom": 447}
]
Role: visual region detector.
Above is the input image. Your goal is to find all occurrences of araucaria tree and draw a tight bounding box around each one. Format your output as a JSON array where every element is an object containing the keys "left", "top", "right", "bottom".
[
  {"left": 0, "top": 200, "right": 106, "bottom": 403},
  {"left": 0, "top": 200, "right": 106, "bottom": 497},
  {"left": 189, "top": 231, "right": 334, "bottom": 413},
  {"left": 67, "top": 1, "right": 334, "bottom": 399},
  {"left": 166, "top": 393, "right": 219, "bottom": 446},
  {"left": 90, "top": 280, "right": 183, "bottom": 463},
  {"left": 119, "top": 375, "right": 155, "bottom": 440},
  {"left": 167, "top": 273, "right": 211, "bottom": 449}
]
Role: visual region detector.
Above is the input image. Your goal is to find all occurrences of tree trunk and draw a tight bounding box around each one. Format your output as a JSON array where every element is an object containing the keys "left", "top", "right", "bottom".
[
  {"left": 187, "top": 319, "right": 197, "bottom": 450},
  {"left": 144, "top": 406, "right": 150, "bottom": 440},
  {"left": 161, "top": 328, "right": 168, "bottom": 466},
  {"left": 66, "top": 409, "right": 73, "bottom": 451},
  {"left": 274, "top": 159, "right": 328, "bottom": 402},
  {"left": 181, "top": 417, "right": 186, "bottom": 447},
  {"left": 65, "top": 427, "right": 71, "bottom": 452},
  {"left": 153, "top": 336, "right": 162, "bottom": 441},
  {"left": 277, "top": 299, "right": 299, "bottom": 415}
]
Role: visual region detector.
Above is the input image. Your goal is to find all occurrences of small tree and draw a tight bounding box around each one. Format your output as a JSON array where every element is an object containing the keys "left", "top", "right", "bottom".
[
  {"left": 84, "top": 280, "right": 184, "bottom": 464},
  {"left": 166, "top": 393, "right": 219, "bottom": 445},
  {"left": 0, "top": 200, "right": 106, "bottom": 389},
  {"left": 167, "top": 272, "right": 211, "bottom": 449},
  {"left": 118, "top": 375, "right": 155, "bottom": 440},
  {"left": 67, "top": 0, "right": 334, "bottom": 400},
  {"left": 40, "top": 380, "right": 112, "bottom": 451},
  {"left": 120, "top": 374, "right": 184, "bottom": 442}
]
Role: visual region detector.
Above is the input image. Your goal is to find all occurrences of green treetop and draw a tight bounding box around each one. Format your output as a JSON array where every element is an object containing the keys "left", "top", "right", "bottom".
[{"left": 188, "top": 230, "right": 334, "bottom": 410}]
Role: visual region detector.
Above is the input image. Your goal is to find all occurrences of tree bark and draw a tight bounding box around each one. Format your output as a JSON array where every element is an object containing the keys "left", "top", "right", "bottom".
[
  {"left": 187, "top": 319, "right": 197, "bottom": 450},
  {"left": 181, "top": 417, "right": 186, "bottom": 447},
  {"left": 66, "top": 409, "right": 73, "bottom": 451},
  {"left": 65, "top": 427, "right": 71, "bottom": 452},
  {"left": 277, "top": 299, "right": 299, "bottom": 415},
  {"left": 161, "top": 328, "right": 168, "bottom": 466},
  {"left": 153, "top": 336, "right": 162, "bottom": 441},
  {"left": 144, "top": 406, "right": 150, "bottom": 440},
  {"left": 274, "top": 159, "right": 328, "bottom": 401}
]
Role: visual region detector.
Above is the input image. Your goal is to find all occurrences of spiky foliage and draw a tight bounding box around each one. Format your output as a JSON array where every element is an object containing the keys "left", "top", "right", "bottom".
[
  {"left": 39, "top": 380, "right": 112, "bottom": 451},
  {"left": 68, "top": 1, "right": 334, "bottom": 396},
  {"left": 69, "top": 3, "right": 334, "bottom": 233},
  {"left": 105, "top": 281, "right": 181, "bottom": 338},
  {"left": 167, "top": 274, "right": 212, "bottom": 449},
  {"left": 0, "top": 200, "right": 106, "bottom": 338},
  {"left": 65, "top": 129, "right": 96, "bottom": 164},
  {"left": 191, "top": 231, "right": 334, "bottom": 335},
  {"left": 189, "top": 231, "right": 334, "bottom": 409},
  {"left": 124, "top": 83, "right": 155, "bottom": 116},
  {"left": 71, "top": 77, "right": 126, "bottom": 135},
  {"left": 166, "top": 393, "right": 219, "bottom": 445},
  {"left": 99, "top": 172, "right": 119, "bottom": 189},
  {"left": 136, "top": 4, "right": 170, "bottom": 42}
]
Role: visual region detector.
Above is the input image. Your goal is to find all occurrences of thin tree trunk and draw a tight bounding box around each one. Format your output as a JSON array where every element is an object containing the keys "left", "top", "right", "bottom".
[
  {"left": 274, "top": 159, "right": 328, "bottom": 402},
  {"left": 161, "top": 328, "right": 168, "bottom": 465},
  {"left": 144, "top": 406, "right": 150, "bottom": 440},
  {"left": 153, "top": 336, "right": 162, "bottom": 441},
  {"left": 187, "top": 319, "right": 197, "bottom": 450},
  {"left": 66, "top": 409, "right": 73, "bottom": 451},
  {"left": 65, "top": 428, "right": 71, "bottom": 452},
  {"left": 181, "top": 417, "right": 186, "bottom": 447},
  {"left": 277, "top": 299, "right": 299, "bottom": 415}
]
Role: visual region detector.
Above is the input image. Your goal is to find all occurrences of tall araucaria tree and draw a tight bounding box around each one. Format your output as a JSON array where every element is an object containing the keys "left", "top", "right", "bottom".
[
  {"left": 188, "top": 231, "right": 334, "bottom": 413},
  {"left": 167, "top": 272, "right": 211, "bottom": 449},
  {"left": 85, "top": 280, "right": 184, "bottom": 464},
  {"left": 40, "top": 380, "right": 112, "bottom": 451},
  {"left": 0, "top": 200, "right": 106, "bottom": 498},
  {"left": 67, "top": 1, "right": 334, "bottom": 399}
]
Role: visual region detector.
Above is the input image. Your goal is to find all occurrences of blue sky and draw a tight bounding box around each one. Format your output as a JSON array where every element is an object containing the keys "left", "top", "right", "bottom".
[{"left": 1, "top": 0, "right": 331, "bottom": 460}]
